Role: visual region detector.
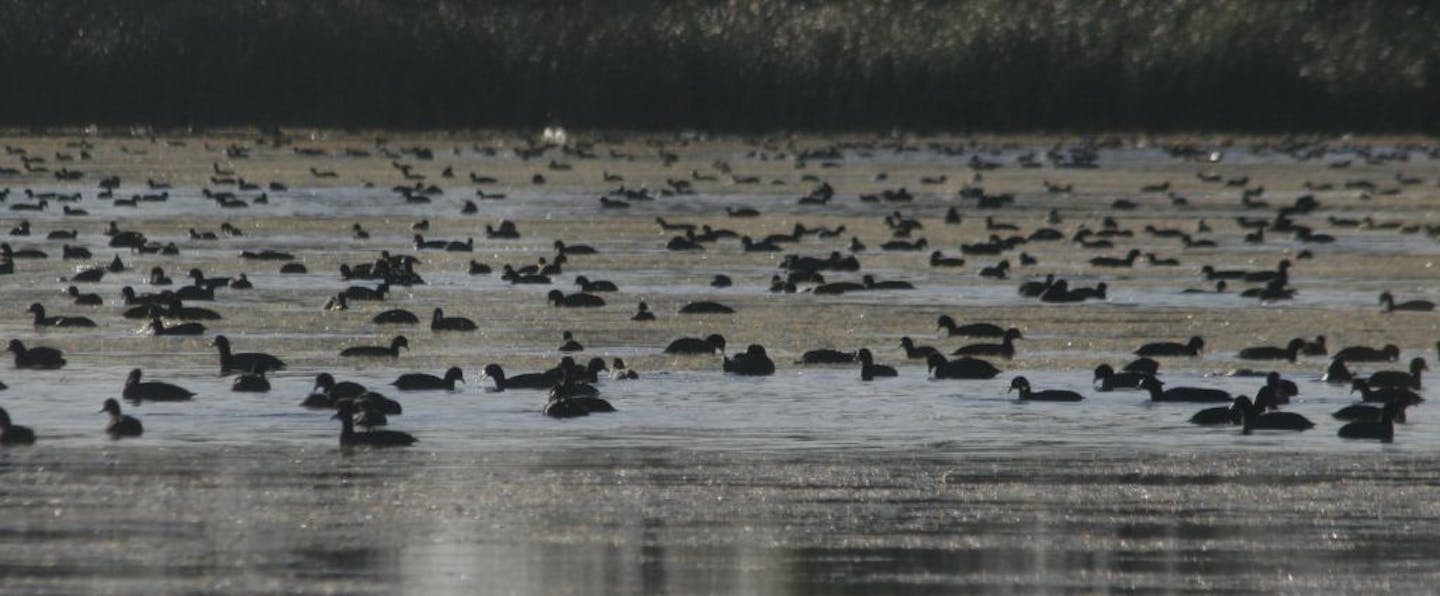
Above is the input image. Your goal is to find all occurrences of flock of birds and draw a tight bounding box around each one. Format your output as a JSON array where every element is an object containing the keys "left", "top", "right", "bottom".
[{"left": 1, "top": 133, "right": 1438, "bottom": 447}]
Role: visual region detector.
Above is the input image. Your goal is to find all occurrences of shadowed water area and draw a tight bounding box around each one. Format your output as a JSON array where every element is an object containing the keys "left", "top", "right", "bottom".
[{"left": 1, "top": 132, "right": 1439, "bottom": 592}]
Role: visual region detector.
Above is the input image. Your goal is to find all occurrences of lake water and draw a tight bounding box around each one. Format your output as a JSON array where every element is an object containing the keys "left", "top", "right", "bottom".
[{"left": 1, "top": 133, "right": 1439, "bottom": 593}]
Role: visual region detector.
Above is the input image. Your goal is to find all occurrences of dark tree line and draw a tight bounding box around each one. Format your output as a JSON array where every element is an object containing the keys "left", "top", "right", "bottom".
[{"left": 0, "top": 0, "right": 1436, "bottom": 132}]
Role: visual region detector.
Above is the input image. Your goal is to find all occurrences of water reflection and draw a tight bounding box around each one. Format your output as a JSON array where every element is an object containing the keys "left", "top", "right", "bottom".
[{"left": 3, "top": 446, "right": 1440, "bottom": 591}]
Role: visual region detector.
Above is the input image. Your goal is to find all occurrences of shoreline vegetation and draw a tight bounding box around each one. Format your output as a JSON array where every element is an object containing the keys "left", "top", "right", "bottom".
[{"left": 0, "top": 0, "right": 1436, "bottom": 133}]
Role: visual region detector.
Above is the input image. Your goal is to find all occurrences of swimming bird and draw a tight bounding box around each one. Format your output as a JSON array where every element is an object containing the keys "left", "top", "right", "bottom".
[
  {"left": 1368, "top": 357, "right": 1426, "bottom": 389},
  {"left": 188, "top": 268, "right": 232, "bottom": 290},
  {"left": 7, "top": 340, "right": 66, "bottom": 369},
  {"left": 1135, "top": 336, "right": 1204, "bottom": 357},
  {"left": 547, "top": 289, "right": 605, "bottom": 307},
  {"left": 880, "top": 238, "right": 927, "bottom": 252},
  {"left": 1261, "top": 371, "right": 1300, "bottom": 404},
  {"left": 545, "top": 357, "right": 604, "bottom": 389},
  {"left": 632, "top": 301, "right": 656, "bottom": 321},
  {"left": 543, "top": 375, "right": 616, "bottom": 418},
  {"left": 324, "top": 294, "right": 348, "bottom": 311},
  {"left": 27, "top": 303, "right": 95, "bottom": 328},
  {"left": 372, "top": 309, "right": 420, "bottom": 325},
  {"left": 812, "top": 279, "right": 865, "bottom": 295},
  {"left": 951, "top": 328, "right": 1021, "bottom": 359},
  {"left": 1333, "top": 399, "right": 1408, "bottom": 424},
  {"left": 574, "top": 275, "right": 617, "bottom": 292},
  {"left": 480, "top": 363, "right": 555, "bottom": 390},
  {"left": 343, "top": 283, "right": 389, "bottom": 301},
  {"left": 1090, "top": 249, "right": 1141, "bottom": 268},
  {"left": 307, "top": 373, "right": 369, "bottom": 408},
  {"left": 723, "top": 344, "right": 775, "bottom": 376},
  {"left": 541, "top": 393, "right": 608, "bottom": 418},
  {"left": 1189, "top": 400, "right": 1242, "bottom": 425},
  {"left": 148, "top": 317, "right": 206, "bottom": 336},
  {"left": 392, "top": 366, "right": 465, "bottom": 391},
  {"left": 665, "top": 334, "right": 726, "bottom": 355},
  {"left": 173, "top": 280, "right": 215, "bottom": 302},
  {"left": 500, "top": 264, "right": 551, "bottom": 284},
  {"left": 679, "top": 301, "right": 735, "bottom": 314},
  {"left": 852, "top": 348, "right": 897, "bottom": 381},
  {"left": 799, "top": 349, "right": 856, "bottom": 364},
  {"left": 0, "top": 407, "right": 36, "bottom": 445},
  {"left": 611, "top": 358, "right": 638, "bottom": 380},
  {"left": 1302, "top": 335, "right": 1327, "bottom": 356},
  {"left": 485, "top": 220, "right": 521, "bottom": 239},
  {"left": 211, "top": 335, "right": 285, "bottom": 375},
  {"left": 431, "top": 308, "right": 478, "bottom": 331},
  {"left": 340, "top": 336, "right": 408, "bottom": 358},
  {"left": 1349, "top": 379, "right": 1423, "bottom": 405},
  {"left": 554, "top": 240, "right": 597, "bottom": 256},
  {"left": 147, "top": 267, "right": 173, "bottom": 286},
  {"left": 1379, "top": 291, "right": 1435, "bottom": 312},
  {"left": 900, "top": 336, "right": 941, "bottom": 360},
  {"left": 160, "top": 298, "right": 218, "bottom": 321},
  {"left": 1337, "top": 401, "right": 1405, "bottom": 442},
  {"left": 666, "top": 234, "right": 704, "bottom": 251},
  {"left": 1180, "top": 280, "right": 1228, "bottom": 294},
  {"left": 930, "top": 251, "right": 966, "bottom": 267},
  {"left": 67, "top": 286, "right": 103, "bottom": 305},
  {"left": 333, "top": 403, "right": 416, "bottom": 447},
  {"left": 122, "top": 369, "right": 195, "bottom": 402},
  {"left": 925, "top": 353, "right": 1001, "bottom": 379},
  {"left": 100, "top": 398, "right": 143, "bottom": 438},
  {"left": 558, "top": 331, "right": 584, "bottom": 352},
  {"left": 1123, "top": 358, "right": 1161, "bottom": 376},
  {"left": 348, "top": 394, "right": 394, "bottom": 426},
  {"left": 1237, "top": 338, "right": 1306, "bottom": 362},
  {"left": 0, "top": 242, "right": 46, "bottom": 259},
  {"left": 740, "top": 236, "right": 782, "bottom": 252},
  {"left": 1333, "top": 343, "right": 1399, "bottom": 363},
  {"left": 62, "top": 266, "right": 105, "bottom": 283},
  {"left": 231, "top": 371, "right": 271, "bottom": 392},
  {"left": 1140, "top": 377, "right": 1231, "bottom": 402},
  {"left": 1017, "top": 274, "right": 1055, "bottom": 297},
  {"left": 936, "top": 316, "right": 1010, "bottom": 338},
  {"left": 1009, "top": 376, "right": 1083, "bottom": 401},
  {"left": 862, "top": 275, "right": 915, "bottom": 291},
  {"left": 1237, "top": 389, "right": 1314, "bottom": 434},
  {"left": 1092, "top": 364, "right": 1150, "bottom": 391},
  {"left": 978, "top": 260, "right": 1009, "bottom": 279},
  {"left": 1323, "top": 357, "right": 1354, "bottom": 384}
]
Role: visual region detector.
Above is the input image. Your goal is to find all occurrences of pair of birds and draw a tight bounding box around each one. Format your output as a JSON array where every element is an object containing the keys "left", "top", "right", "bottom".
[
  {"left": 794, "top": 347, "right": 904, "bottom": 382},
  {"left": 3, "top": 400, "right": 147, "bottom": 442},
  {"left": 664, "top": 334, "right": 773, "bottom": 376}
]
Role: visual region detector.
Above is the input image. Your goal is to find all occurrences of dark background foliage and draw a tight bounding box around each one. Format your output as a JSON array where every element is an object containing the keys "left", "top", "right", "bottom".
[{"left": 1, "top": 0, "right": 1436, "bottom": 132}]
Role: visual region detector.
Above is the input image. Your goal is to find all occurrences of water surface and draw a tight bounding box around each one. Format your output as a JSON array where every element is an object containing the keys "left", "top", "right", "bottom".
[{"left": 1, "top": 133, "right": 1439, "bottom": 593}]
